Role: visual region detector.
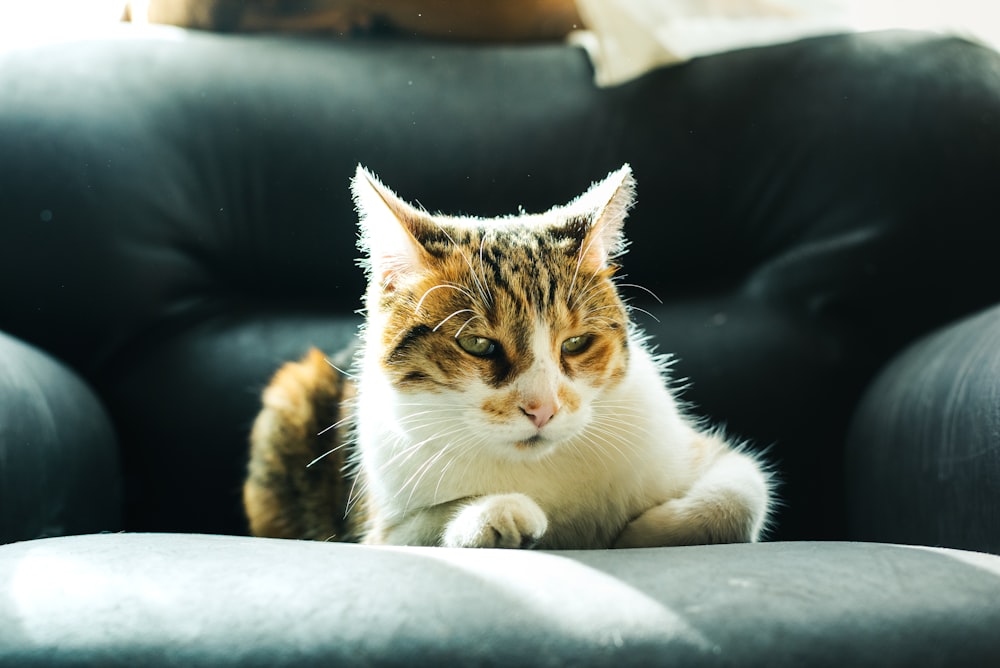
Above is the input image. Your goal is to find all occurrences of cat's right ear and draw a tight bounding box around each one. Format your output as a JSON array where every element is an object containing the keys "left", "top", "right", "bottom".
[{"left": 351, "top": 165, "right": 433, "bottom": 292}]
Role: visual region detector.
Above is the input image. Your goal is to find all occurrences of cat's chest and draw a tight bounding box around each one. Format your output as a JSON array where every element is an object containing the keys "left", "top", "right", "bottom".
[{"left": 448, "top": 448, "right": 649, "bottom": 541}]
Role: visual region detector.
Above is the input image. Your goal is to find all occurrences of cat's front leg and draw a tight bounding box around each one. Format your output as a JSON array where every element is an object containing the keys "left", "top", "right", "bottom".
[
  {"left": 613, "top": 495, "right": 762, "bottom": 548},
  {"left": 442, "top": 493, "right": 548, "bottom": 549},
  {"left": 614, "top": 447, "right": 771, "bottom": 548}
]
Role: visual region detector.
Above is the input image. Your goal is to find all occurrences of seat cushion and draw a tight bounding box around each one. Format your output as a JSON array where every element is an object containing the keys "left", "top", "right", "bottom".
[{"left": 1, "top": 533, "right": 999, "bottom": 666}]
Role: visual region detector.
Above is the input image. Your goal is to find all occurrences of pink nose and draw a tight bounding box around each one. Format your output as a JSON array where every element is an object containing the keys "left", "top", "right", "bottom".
[{"left": 521, "top": 402, "right": 557, "bottom": 429}]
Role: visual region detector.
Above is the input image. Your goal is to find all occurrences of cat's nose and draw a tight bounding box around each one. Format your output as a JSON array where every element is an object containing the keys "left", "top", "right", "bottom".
[{"left": 521, "top": 402, "right": 557, "bottom": 429}]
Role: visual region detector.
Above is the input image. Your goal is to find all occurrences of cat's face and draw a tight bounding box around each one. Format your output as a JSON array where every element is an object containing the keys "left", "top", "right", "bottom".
[{"left": 354, "top": 165, "right": 636, "bottom": 460}]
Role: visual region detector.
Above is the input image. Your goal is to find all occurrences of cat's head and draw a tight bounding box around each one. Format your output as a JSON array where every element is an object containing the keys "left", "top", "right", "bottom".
[{"left": 352, "top": 165, "right": 636, "bottom": 460}]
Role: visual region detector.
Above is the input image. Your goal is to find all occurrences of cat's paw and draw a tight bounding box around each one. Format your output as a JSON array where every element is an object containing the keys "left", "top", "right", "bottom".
[
  {"left": 613, "top": 493, "right": 764, "bottom": 548},
  {"left": 442, "top": 493, "right": 548, "bottom": 549}
]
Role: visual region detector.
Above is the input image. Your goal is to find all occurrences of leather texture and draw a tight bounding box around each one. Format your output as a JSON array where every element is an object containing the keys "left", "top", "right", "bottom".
[
  {"left": 2, "top": 533, "right": 1000, "bottom": 667},
  {"left": 847, "top": 302, "right": 1000, "bottom": 553},
  {"left": 2, "top": 27, "right": 998, "bottom": 543},
  {"left": 0, "top": 332, "right": 120, "bottom": 543}
]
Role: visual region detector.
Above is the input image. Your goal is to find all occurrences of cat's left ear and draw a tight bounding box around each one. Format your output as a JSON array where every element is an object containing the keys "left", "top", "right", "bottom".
[{"left": 563, "top": 164, "right": 636, "bottom": 269}]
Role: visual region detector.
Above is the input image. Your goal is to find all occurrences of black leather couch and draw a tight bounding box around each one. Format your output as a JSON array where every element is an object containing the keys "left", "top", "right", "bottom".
[{"left": 2, "top": 22, "right": 999, "bottom": 666}]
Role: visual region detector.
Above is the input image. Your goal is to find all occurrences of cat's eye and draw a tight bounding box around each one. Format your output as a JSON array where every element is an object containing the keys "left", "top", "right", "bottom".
[
  {"left": 561, "top": 335, "right": 592, "bottom": 355},
  {"left": 457, "top": 335, "right": 499, "bottom": 358}
]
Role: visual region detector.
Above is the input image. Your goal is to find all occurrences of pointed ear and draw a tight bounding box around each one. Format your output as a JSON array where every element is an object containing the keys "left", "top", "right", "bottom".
[
  {"left": 351, "top": 165, "right": 434, "bottom": 291},
  {"left": 564, "top": 164, "right": 636, "bottom": 270}
]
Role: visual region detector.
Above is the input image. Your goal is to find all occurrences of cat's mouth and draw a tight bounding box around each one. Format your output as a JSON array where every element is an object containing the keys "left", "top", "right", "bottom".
[{"left": 514, "top": 434, "right": 546, "bottom": 451}]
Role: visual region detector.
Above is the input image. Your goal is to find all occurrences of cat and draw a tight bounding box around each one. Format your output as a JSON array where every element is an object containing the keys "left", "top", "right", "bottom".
[{"left": 243, "top": 164, "right": 774, "bottom": 548}]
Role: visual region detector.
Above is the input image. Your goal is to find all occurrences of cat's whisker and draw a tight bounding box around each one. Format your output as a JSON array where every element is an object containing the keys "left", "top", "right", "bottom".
[
  {"left": 569, "top": 267, "right": 602, "bottom": 310},
  {"left": 626, "top": 305, "right": 661, "bottom": 323},
  {"left": 580, "top": 304, "right": 619, "bottom": 314},
  {"left": 454, "top": 314, "right": 482, "bottom": 339},
  {"left": 590, "top": 398, "right": 658, "bottom": 411},
  {"left": 428, "top": 220, "right": 492, "bottom": 309},
  {"left": 571, "top": 282, "right": 613, "bottom": 315},
  {"left": 390, "top": 401, "right": 465, "bottom": 408},
  {"left": 432, "top": 433, "right": 487, "bottom": 503},
  {"left": 589, "top": 415, "right": 657, "bottom": 434},
  {"left": 395, "top": 412, "right": 462, "bottom": 426},
  {"left": 570, "top": 433, "right": 617, "bottom": 469},
  {"left": 306, "top": 440, "right": 350, "bottom": 468},
  {"left": 424, "top": 433, "right": 485, "bottom": 507},
  {"left": 582, "top": 315, "right": 622, "bottom": 329},
  {"left": 392, "top": 420, "right": 467, "bottom": 441},
  {"left": 384, "top": 422, "right": 469, "bottom": 470},
  {"left": 323, "top": 357, "right": 359, "bottom": 379},
  {"left": 398, "top": 450, "right": 444, "bottom": 511},
  {"left": 476, "top": 231, "right": 495, "bottom": 309},
  {"left": 315, "top": 414, "right": 353, "bottom": 438},
  {"left": 433, "top": 309, "right": 477, "bottom": 332},
  {"left": 414, "top": 283, "right": 475, "bottom": 314},
  {"left": 450, "top": 434, "right": 493, "bottom": 490},
  {"left": 577, "top": 428, "right": 643, "bottom": 480},
  {"left": 392, "top": 410, "right": 466, "bottom": 429},
  {"left": 398, "top": 433, "right": 472, "bottom": 514},
  {"left": 383, "top": 436, "right": 438, "bottom": 470},
  {"left": 613, "top": 281, "right": 663, "bottom": 304},
  {"left": 588, "top": 409, "right": 660, "bottom": 434},
  {"left": 344, "top": 467, "right": 369, "bottom": 520},
  {"left": 567, "top": 227, "right": 603, "bottom": 306}
]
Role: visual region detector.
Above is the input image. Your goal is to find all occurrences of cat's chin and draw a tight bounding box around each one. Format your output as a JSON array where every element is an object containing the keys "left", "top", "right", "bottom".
[
  {"left": 490, "top": 432, "right": 573, "bottom": 462},
  {"left": 513, "top": 434, "right": 549, "bottom": 453}
]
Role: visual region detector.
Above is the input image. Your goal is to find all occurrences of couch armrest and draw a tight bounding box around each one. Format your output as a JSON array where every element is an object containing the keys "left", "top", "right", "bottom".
[
  {"left": 846, "top": 303, "right": 1000, "bottom": 553},
  {"left": 0, "top": 332, "right": 121, "bottom": 543}
]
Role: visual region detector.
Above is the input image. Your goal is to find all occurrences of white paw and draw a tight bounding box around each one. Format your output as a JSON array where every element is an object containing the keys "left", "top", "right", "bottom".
[{"left": 442, "top": 493, "right": 548, "bottom": 549}]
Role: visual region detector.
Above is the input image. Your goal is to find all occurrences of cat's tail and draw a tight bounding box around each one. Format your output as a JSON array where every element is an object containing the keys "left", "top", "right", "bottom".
[{"left": 244, "top": 347, "right": 363, "bottom": 542}]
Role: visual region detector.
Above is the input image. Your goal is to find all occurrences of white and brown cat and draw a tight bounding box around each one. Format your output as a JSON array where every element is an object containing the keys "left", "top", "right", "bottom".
[{"left": 244, "top": 164, "right": 773, "bottom": 548}]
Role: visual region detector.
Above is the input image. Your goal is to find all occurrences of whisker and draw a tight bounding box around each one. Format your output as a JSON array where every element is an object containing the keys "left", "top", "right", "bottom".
[
  {"left": 454, "top": 314, "right": 482, "bottom": 338},
  {"left": 614, "top": 282, "right": 663, "bottom": 304},
  {"left": 316, "top": 414, "right": 353, "bottom": 438},
  {"left": 399, "top": 440, "right": 462, "bottom": 514},
  {"left": 429, "top": 220, "right": 492, "bottom": 309},
  {"left": 306, "top": 440, "right": 349, "bottom": 468},
  {"left": 432, "top": 434, "right": 485, "bottom": 503},
  {"left": 570, "top": 268, "right": 603, "bottom": 310},
  {"left": 324, "top": 357, "right": 359, "bottom": 379},
  {"left": 578, "top": 428, "right": 643, "bottom": 480},
  {"left": 384, "top": 422, "right": 469, "bottom": 469},
  {"left": 433, "top": 309, "right": 477, "bottom": 332},
  {"left": 415, "top": 283, "right": 475, "bottom": 314},
  {"left": 477, "top": 231, "right": 495, "bottom": 309},
  {"left": 344, "top": 467, "right": 368, "bottom": 520},
  {"left": 627, "top": 305, "right": 661, "bottom": 323},
  {"left": 567, "top": 228, "right": 601, "bottom": 306}
]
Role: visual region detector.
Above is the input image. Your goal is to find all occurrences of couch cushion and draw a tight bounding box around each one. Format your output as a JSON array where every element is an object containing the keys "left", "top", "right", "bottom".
[{"left": 1, "top": 533, "right": 999, "bottom": 666}]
